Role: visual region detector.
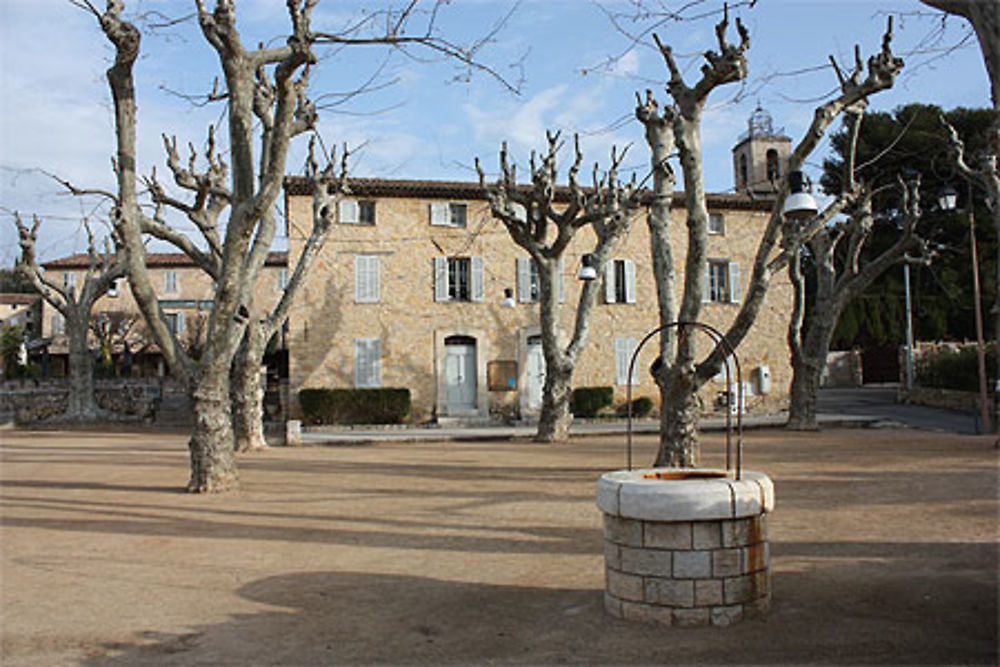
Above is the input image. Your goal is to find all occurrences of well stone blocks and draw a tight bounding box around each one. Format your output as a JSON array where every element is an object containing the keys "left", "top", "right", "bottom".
[{"left": 598, "top": 468, "right": 773, "bottom": 628}]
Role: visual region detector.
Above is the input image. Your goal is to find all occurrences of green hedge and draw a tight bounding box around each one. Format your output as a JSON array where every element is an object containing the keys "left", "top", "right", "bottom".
[
  {"left": 571, "top": 386, "right": 613, "bottom": 418},
  {"left": 618, "top": 396, "right": 654, "bottom": 418},
  {"left": 915, "top": 346, "right": 996, "bottom": 393},
  {"left": 299, "top": 388, "right": 411, "bottom": 425}
]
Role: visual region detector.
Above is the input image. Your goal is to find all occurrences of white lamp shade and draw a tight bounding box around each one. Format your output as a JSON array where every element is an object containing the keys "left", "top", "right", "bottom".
[{"left": 782, "top": 191, "right": 819, "bottom": 221}]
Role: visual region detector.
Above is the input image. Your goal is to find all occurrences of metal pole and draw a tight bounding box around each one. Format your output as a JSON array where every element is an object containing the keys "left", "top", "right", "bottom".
[
  {"left": 904, "top": 262, "right": 914, "bottom": 392},
  {"left": 967, "top": 181, "right": 991, "bottom": 432}
]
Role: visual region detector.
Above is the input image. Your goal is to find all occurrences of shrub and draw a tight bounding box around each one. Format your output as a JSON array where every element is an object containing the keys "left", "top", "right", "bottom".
[
  {"left": 571, "top": 386, "right": 613, "bottom": 418},
  {"left": 915, "top": 345, "right": 996, "bottom": 393},
  {"left": 299, "top": 388, "right": 410, "bottom": 425},
  {"left": 618, "top": 396, "right": 654, "bottom": 418}
]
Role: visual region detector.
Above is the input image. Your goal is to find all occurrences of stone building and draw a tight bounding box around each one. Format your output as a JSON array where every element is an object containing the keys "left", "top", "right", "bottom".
[
  {"left": 732, "top": 106, "right": 792, "bottom": 197},
  {"left": 35, "top": 251, "right": 288, "bottom": 376},
  {"left": 283, "top": 170, "right": 793, "bottom": 423}
]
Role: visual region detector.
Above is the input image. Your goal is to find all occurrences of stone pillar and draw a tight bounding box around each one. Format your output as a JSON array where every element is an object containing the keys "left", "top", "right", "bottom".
[
  {"left": 285, "top": 419, "right": 301, "bottom": 447},
  {"left": 596, "top": 468, "right": 774, "bottom": 627}
]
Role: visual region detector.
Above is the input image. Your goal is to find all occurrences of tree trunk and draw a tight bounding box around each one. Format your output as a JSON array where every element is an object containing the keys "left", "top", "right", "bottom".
[
  {"left": 787, "top": 355, "right": 823, "bottom": 430},
  {"left": 65, "top": 316, "right": 99, "bottom": 419},
  {"left": 535, "top": 361, "right": 573, "bottom": 442},
  {"left": 654, "top": 368, "right": 700, "bottom": 467},
  {"left": 188, "top": 372, "right": 238, "bottom": 493},
  {"left": 232, "top": 325, "right": 269, "bottom": 453}
]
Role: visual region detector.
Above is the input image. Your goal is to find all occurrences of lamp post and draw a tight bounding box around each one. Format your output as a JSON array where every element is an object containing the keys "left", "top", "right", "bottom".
[
  {"left": 902, "top": 255, "right": 917, "bottom": 393},
  {"left": 939, "top": 183, "right": 990, "bottom": 432},
  {"left": 782, "top": 170, "right": 819, "bottom": 221}
]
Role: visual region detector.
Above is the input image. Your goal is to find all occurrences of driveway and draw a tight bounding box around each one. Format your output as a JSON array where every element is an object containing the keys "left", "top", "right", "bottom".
[{"left": 818, "top": 384, "right": 982, "bottom": 434}]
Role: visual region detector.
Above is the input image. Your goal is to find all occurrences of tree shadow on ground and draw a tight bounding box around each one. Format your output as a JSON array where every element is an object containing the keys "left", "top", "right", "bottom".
[{"left": 80, "top": 554, "right": 998, "bottom": 666}]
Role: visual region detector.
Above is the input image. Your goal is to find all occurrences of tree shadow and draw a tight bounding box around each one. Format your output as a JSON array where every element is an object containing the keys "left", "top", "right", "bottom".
[{"left": 80, "top": 560, "right": 998, "bottom": 666}]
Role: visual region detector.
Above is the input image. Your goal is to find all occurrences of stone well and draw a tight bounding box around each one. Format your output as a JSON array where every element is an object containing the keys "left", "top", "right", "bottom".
[{"left": 596, "top": 467, "right": 774, "bottom": 627}]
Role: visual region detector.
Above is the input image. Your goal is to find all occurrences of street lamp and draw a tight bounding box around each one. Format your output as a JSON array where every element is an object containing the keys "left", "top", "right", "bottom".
[
  {"left": 578, "top": 253, "right": 598, "bottom": 281},
  {"left": 939, "top": 182, "right": 990, "bottom": 432},
  {"left": 501, "top": 288, "right": 516, "bottom": 308},
  {"left": 782, "top": 171, "right": 819, "bottom": 221}
]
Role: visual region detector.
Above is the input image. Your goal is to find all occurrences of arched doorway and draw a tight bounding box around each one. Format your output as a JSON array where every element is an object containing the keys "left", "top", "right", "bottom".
[{"left": 444, "top": 335, "right": 477, "bottom": 413}]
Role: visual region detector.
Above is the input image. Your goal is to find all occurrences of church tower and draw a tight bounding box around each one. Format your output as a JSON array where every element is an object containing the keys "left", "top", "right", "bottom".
[{"left": 732, "top": 106, "right": 791, "bottom": 197}]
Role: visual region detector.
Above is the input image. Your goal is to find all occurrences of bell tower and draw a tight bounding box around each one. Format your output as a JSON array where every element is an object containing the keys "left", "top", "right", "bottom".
[{"left": 732, "top": 105, "right": 791, "bottom": 197}]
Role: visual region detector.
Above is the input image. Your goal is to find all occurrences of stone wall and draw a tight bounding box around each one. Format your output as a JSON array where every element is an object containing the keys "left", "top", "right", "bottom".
[
  {"left": 822, "top": 350, "right": 862, "bottom": 387},
  {"left": 0, "top": 379, "right": 160, "bottom": 423}
]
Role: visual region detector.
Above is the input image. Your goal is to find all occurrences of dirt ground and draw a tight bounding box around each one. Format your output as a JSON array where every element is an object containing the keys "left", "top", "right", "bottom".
[{"left": 0, "top": 426, "right": 997, "bottom": 665}]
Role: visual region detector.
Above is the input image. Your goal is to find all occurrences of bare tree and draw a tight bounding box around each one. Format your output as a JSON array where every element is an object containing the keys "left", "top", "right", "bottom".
[
  {"left": 787, "top": 170, "right": 924, "bottom": 430},
  {"left": 635, "top": 9, "right": 903, "bottom": 467},
  {"left": 14, "top": 214, "right": 125, "bottom": 419},
  {"left": 477, "top": 133, "right": 641, "bottom": 441},
  {"left": 78, "top": 0, "right": 514, "bottom": 490}
]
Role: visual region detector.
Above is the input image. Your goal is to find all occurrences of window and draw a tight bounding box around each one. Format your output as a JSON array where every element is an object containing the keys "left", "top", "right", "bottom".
[
  {"left": 615, "top": 337, "right": 639, "bottom": 386},
  {"left": 276, "top": 269, "right": 288, "bottom": 292},
  {"left": 164, "top": 270, "right": 178, "bottom": 294},
  {"left": 430, "top": 202, "right": 468, "bottom": 228},
  {"left": 517, "top": 257, "right": 566, "bottom": 304},
  {"left": 62, "top": 272, "right": 76, "bottom": 292},
  {"left": 165, "top": 312, "right": 185, "bottom": 334},
  {"left": 738, "top": 154, "right": 748, "bottom": 190},
  {"left": 434, "top": 256, "right": 484, "bottom": 303},
  {"left": 338, "top": 199, "right": 375, "bottom": 225},
  {"left": 704, "top": 260, "right": 741, "bottom": 304},
  {"left": 52, "top": 314, "right": 64, "bottom": 336},
  {"left": 766, "top": 149, "right": 781, "bottom": 182},
  {"left": 354, "top": 338, "right": 381, "bottom": 388},
  {"left": 354, "top": 255, "right": 380, "bottom": 303},
  {"left": 604, "top": 259, "right": 636, "bottom": 304},
  {"left": 708, "top": 213, "right": 725, "bottom": 235}
]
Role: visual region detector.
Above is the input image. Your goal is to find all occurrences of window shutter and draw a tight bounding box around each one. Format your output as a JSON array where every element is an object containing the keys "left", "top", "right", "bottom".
[
  {"left": 728, "top": 262, "right": 741, "bottom": 304},
  {"left": 558, "top": 257, "right": 566, "bottom": 303},
  {"left": 176, "top": 312, "right": 185, "bottom": 334},
  {"left": 624, "top": 259, "right": 636, "bottom": 304},
  {"left": 604, "top": 260, "right": 616, "bottom": 303},
  {"left": 615, "top": 338, "right": 638, "bottom": 386},
  {"left": 434, "top": 257, "right": 449, "bottom": 302},
  {"left": 429, "top": 202, "right": 450, "bottom": 226},
  {"left": 355, "top": 256, "right": 380, "bottom": 303},
  {"left": 338, "top": 199, "right": 359, "bottom": 224},
  {"left": 354, "top": 338, "right": 381, "bottom": 388},
  {"left": 471, "top": 256, "right": 485, "bottom": 302},
  {"left": 517, "top": 257, "right": 532, "bottom": 302},
  {"left": 702, "top": 263, "right": 712, "bottom": 303}
]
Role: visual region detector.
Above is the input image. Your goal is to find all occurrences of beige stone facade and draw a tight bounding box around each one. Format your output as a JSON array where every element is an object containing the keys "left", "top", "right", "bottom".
[
  {"left": 285, "top": 178, "right": 793, "bottom": 423},
  {"left": 37, "top": 252, "right": 288, "bottom": 370}
]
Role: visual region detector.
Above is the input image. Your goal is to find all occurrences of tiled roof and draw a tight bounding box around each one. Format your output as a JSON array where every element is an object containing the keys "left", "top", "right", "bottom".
[
  {"left": 0, "top": 293, "right": 38, "bottom": 305},
  {"left": 283, "top": 176, "right": 773, "bottom": 211},
  {"left": 42, "top": 251, "right": 288, "bottom": 270}
]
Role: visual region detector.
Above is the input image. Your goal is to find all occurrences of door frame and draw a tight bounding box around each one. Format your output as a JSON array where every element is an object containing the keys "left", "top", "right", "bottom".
[
  {"left": 434, "top": 328, "right": 488, "bottom": 418},
  {"left": 518, "top": 326, "right": 544, "bottom": 418}
]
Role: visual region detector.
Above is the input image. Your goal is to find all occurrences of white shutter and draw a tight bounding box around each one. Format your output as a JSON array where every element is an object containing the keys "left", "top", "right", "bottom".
[
  {"left": 429, "top": 202, "right": 450, "bottom": 226},
  {"left": 604, "top": 260, "right": 616, "bottom": 303},
  {"left": 624, "top": 259, "right": 636, "bottom": 304},
  {"left": 338, "top": 199, "right": 359, "bottom": 224},
  {"left": 355, "top": 255, "right": 380, "bottom": 303},
  {"left": 702, "top": 263, "right": 712, "bottom": 303},
  {"left": 434, "top": 257, "right": 449, "bottom": 302},
  {"left": 558, "top": 257, "right": 566, "bottom": 303},
  {"left": 176, "top": 311, "right": 186, "bottom": 334},
  {"left": 354, "top": 338, "right": 381, "bottom": 388},
  {"left": 517, "top": 257, "right": 532, "bottom": 302},
  {"left": 728, "top": 262, "right": 741, "bottom": 304},
  {"left": 615, "top": 338, "right": 638, "bottom": 386},
  {"left": 471, "top": 256, "right": 485, "bottom": 302}
]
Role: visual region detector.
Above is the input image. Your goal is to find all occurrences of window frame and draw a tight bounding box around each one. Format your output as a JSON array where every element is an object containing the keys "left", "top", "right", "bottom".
[
  {"left": 708, "top": 213, "right": 725, "bottom": 235},
  {"left": 604, "top": 259, "right": 636, "bottom": 304},
  {"left": 354, "top": 337, "right": 382, "bottom": 388}
]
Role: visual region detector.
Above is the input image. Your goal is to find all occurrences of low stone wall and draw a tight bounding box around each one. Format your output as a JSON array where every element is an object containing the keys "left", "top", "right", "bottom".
[
  {"left": 0, "top": 380, "right": 160, "bottom": 423},
  {"left": 901, "top": 386, "right": 979, "bottom": 413},
  {"left": 597, "top": 468, "right": 773, "bottom": 627},
  {"left": 822, "top": 350, "right": 863, "bottom": 387}
]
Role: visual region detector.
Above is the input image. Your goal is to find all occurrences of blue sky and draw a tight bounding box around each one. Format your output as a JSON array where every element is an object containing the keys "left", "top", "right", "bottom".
[{"left": 0, "top": 0, "right": 990, "bottom": 264}]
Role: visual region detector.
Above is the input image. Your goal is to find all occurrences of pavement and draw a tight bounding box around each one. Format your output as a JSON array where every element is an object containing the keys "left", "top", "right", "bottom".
[{"left": 300, "top": 384, "right": 980, "bottom": 446}]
